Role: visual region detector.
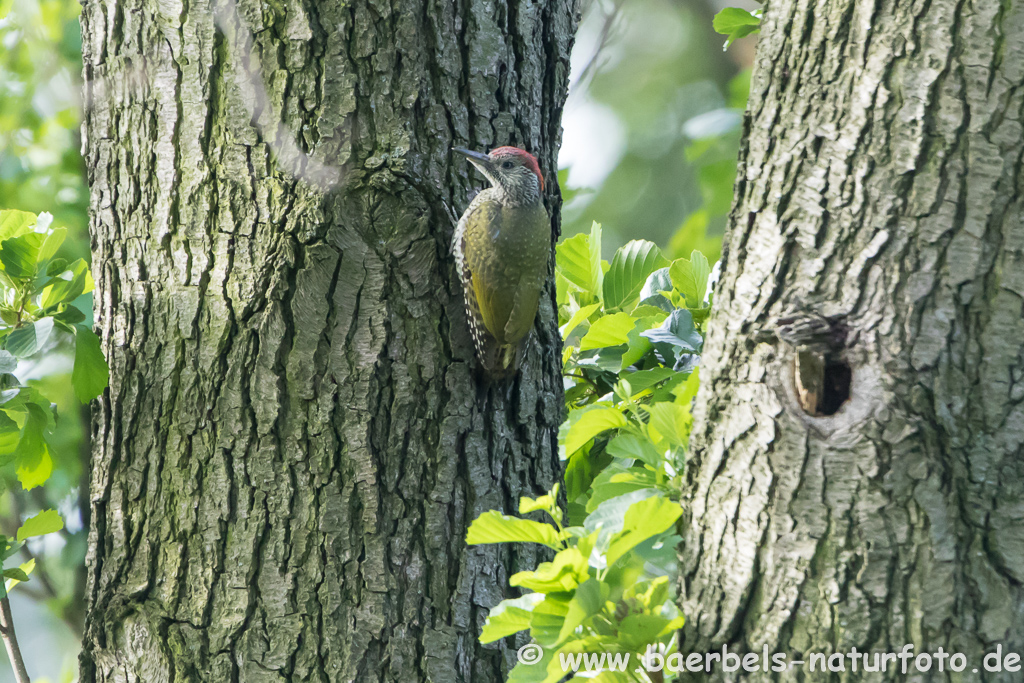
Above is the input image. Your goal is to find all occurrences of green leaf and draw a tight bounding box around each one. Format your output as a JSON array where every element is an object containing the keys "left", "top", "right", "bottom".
[
  {"left": 73, "top": 326, "right": 109, "bottom": 402},
  {"left": 55, "top": 305, "right": 87, "bottom": 326},
  {"left": 605, "top": 496, "right": 682, "bottom": 567},
  {"left": 16, "top": 509, "right": 64, "bottom": 541},
  {"left": 617, "top": 368, "right": 677, "bottom": 396},
  {"left": 6, "top": 318, "right": 55, "bottom": 358},
  {"left": 712, "top": 7, "right": 762, "bottom": 50},
  {"left": 480, "top": 593, "right": 544, "bottom": 643},
  {"left": 616, "top": 613, "right": 683, "bottom": 651},
  {"left": 45, "top": 258, "right": 68, "bottom": 277},
  {"left": 645, "top": 402, "right": 692, "bottom": 448},
  {"left": 620, "top": 317, "right": 661, "bottom": 370},
  {"left": 530, "top": 594, "right": 571, "bottom": 645},
  {"left": 579, "top": 313, "right": 635, "bottom": 351},
  {"left": 672, "top": 368, "right": 700, "bottom": 406},
  {"left": 602, "top": 241, "right": 668, "bottom": 312},
  {"left": 669, "top": 251, "right": 712, "bottom": 308},
  {"left": 638, "top": 267, "right": 674, "bottom": 312},
  {"left": 564, "top": 449, "right": 593, "bottom": 502},
  {"left": 38, "top": 227, "right": 67, "bottom": 262},
  {"left": 0, "top": 233, "right": 44, "bottom": 279},
  {"left": 16, "top": 445, "right": 52, "bottom": 490},
  {"left": 556, "top": 222, "right": 604, "bottom": 298},
  {"left": 0, "top": 351, "right": 16, "bottom": 374},
  {"left": 586, "top": 466, "right": 658, "bottom": 512},
  {"left": 512, "top": 547, "right": 588, "bottom": 593},
  {"left": 606, "top": 433, "right": 663, "bottom": 469},
  {"left": 2, "top": 568, "right": 29, "bottom": 582},
  {"left": 584, "top": 489, "right": 659, "bottom": 541},
  {"left": 4, "top": 559, "right": 35, "bottom": 592},
  {"left": 0, "top": 412, "right": 21, "bottom": 467},
  {"left": 0, "top": 211, "right": 37, "bottom": 241},
  {"left": 41, "top": 258, "right": 92, "bottom": 309},
  {"left": 561, "top": 303, "right": 602, "bottom": 342},
  {"left": 564, "top": 407, "right": 627, "bottom": 455},
  {"left": 557, "top": 578, "right": 607, "bottom": 643},
  {"left": 641, "top": 309, "right": 702, "bottom": 354},
  {"left": 520, "top": 484, "right": 560, "bottom": 519},
  {"left": 506, "top": 643, "right": 558, "bottom": 683},
  {"left": 466, "top": 511, "right": 563, "bottom": 549}
]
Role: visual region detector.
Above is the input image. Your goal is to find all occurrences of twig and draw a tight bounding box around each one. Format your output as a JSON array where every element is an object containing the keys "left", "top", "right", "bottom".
[
  {"left": 0, "top": 596, "right": 31, "bottom": 683},
  {"left": 568, "top": 0, "right": 624, "bottom": 99}
]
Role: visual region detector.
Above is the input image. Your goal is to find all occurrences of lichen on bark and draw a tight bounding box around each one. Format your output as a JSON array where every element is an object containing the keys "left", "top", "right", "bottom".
[
  {"left": 77, "top": 0, "right": 579, "bottom": 680},
  {"left": 680, "top": 0, "right": 1024, "bottom": 680}
]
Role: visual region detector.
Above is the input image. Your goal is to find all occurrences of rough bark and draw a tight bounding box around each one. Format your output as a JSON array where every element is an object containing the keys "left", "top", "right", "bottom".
[
  {"left": 77, "top": 0, "right": 578, "bottom": 679},
  {"left": 680, "top": 0, "right": 1024, "bottom": 680}
]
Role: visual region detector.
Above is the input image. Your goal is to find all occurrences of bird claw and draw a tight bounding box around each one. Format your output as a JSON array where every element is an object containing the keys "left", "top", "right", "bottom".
[{"left": 441, "top": 200, "right": 459, "bottom": 227}]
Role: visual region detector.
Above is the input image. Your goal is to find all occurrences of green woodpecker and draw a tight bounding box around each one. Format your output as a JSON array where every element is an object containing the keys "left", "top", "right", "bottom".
[{"left": 452, "top": 146, "right": 551, "bottom": 377}]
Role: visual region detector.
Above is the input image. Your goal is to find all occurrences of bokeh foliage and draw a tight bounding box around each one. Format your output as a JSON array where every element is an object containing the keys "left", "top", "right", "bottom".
[
  {"left": 561, "top": 0, "right": 753, "bottom": 263},
  {"left": 1, "top": 0, "right": 91, "bottom": 679}
]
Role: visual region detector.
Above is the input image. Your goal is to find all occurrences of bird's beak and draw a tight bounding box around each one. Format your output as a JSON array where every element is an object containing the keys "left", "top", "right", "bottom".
[{"left": 453, "top": 146, "right": 492, "bottom": 174}]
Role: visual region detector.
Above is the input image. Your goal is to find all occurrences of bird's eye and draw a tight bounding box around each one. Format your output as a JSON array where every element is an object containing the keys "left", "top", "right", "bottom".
[{"left": 501, "top": 161, "right": 514, "bottom": 169}]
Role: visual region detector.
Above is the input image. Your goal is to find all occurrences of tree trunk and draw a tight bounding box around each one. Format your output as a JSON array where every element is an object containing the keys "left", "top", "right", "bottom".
[
  {"left": 680, "top": 0, "right": 1024, "bottom": 680},
  {"left": 77, "top": 0, "right": 578, "bottom": 679}
]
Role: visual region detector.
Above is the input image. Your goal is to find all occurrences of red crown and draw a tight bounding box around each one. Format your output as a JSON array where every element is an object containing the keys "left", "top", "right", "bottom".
[{"left": 489, "top": 146, "right": 545, "bottom": 191}]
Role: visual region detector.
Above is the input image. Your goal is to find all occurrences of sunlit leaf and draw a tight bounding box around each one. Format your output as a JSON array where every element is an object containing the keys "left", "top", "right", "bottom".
[
  {"left": 73, "top": 325, "right": 109, "bottom": 402},
  {"left": 564, "top": 407, "right": 627, "bottom": 455},
  {"left": 513, "top": 547, "right": 588, "bottom": 593},
  {"left": 606, "top": 433, "right": 663, "bottom": 469},
  {"left": 605, "top": 496, "right": 682, "bottom": 567},
  {"left": 16, "top": 444, "right": 52, "bottom": 490},
  {"left": 0, "top": 233, "right": 44, "bottom": 279},
  {"left": 580, "top": 313, "right": 635, "bottom": 350},
  {"left": 466, "top": 511, "right": 563, "bottom": 549},
  {"left": 41, "top": 258, "right": 92, "bottom": 308},
  {"left": 556, "top": 222, "right": 604, "bottom": 298},
  {"left": 558, "top": 578, "right": 607, "bottom": 643},
  {"left": 669, "top": 251, "right": 712, "bottom": 308},
  {"left": 712, "top": 7, "right": 761, "bottom": 50},
  {"left": 480, "top": 593, "right": 544, "bottom": 643},
  {"left": 4, "top": 559, "right": 35, "bottom": 592},
  {"left": 602, "top": 241, "right": 668, "bottom": 312},
  {"left": 520, "top": 484, "right": 561, "bottom": 519},
  {"left": 0, "top": 211, "right": 37, "bottom": 241},
  {"left": 6, "top": 318, "right": 55, "bottom": 358},
  {"left": 16, "top": 509, "right": 64, "bottom": 541},
  {"left": 645, "top": 402, "right": 692, "bottom": 448},
  {"left": 561, "top": 303, "right": 602, "bottom": 341},
  {"left": 39, "top": 227, "right": 67, "bottom": 262}
]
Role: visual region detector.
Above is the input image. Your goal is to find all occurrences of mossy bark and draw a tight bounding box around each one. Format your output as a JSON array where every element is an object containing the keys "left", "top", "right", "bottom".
[
  {"left": 680, "top": 0, "right": 1024, "bottom": 680},
  {"left": 77, "top": 0, "right": 578, "bottom": 679}
]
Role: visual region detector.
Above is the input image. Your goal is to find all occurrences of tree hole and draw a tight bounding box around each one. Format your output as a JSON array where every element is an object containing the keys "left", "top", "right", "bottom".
[
  {"left": 794, "top": 351, "right": 852, "bottom": 417},
  {"left": 820, "top": 358, "right": 852, "bottom": 415}
]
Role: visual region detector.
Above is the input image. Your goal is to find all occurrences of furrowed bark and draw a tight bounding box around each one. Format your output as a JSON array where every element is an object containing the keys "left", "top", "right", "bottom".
[
  {"left": 680, "top": 0, "right": 1024, "bottom": 680},
  {"left": 78, "top": 0, "right": 578, "bottom": 679}
]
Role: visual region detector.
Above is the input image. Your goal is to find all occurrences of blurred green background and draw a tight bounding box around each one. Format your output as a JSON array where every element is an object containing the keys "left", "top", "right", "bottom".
[
  {"left": 0, "top": 0, "right": 90, "bottom": 679},
  {"left": 0, "top": 0, "right": 753, "bottom": 678}
]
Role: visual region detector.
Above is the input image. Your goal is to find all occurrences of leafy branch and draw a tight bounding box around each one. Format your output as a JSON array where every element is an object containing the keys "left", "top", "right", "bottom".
[
  {"left": 467, "top": 223, "right": 716, "bottom": 682},
  {"left": 0, "top": 208, "right": 110, "bottom": 679}
]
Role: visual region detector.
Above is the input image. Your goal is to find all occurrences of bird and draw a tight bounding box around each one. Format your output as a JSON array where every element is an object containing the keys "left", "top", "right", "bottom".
[{"left": 451, "top": 145, "right": 551, "bottom": 378}]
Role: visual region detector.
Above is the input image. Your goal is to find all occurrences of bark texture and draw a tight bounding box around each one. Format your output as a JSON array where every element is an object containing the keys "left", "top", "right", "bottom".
[
  {"left": 78, "top": 0, "right": 577, "bottom": 679},
  {"left": 680, "top": 0, "right": 1024, "bottom": 680}
]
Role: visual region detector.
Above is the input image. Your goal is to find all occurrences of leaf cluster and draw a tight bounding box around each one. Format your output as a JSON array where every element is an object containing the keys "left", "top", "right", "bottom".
[
  {"left": 0, "top": 209, "right": 107, "bottom": 593},
  {"left": 466, "top": 224, "right": 716, "bottom": 682}
]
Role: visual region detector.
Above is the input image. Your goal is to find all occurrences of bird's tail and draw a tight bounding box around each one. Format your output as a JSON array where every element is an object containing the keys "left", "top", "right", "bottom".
[{"left": 471, "top": 328, "right": 521, "bottom": 380}]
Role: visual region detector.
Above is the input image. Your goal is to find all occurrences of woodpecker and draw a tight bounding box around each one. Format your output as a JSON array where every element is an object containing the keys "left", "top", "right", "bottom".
[{"left": 452, "top": 145, "right": 551, "bottom": 377}]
